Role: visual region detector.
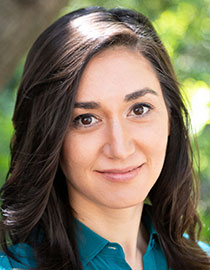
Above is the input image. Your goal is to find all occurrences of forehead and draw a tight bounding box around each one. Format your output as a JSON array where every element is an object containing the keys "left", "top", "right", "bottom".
[{"left": 76, "top": 46, "right": 162, "bottom": 102}]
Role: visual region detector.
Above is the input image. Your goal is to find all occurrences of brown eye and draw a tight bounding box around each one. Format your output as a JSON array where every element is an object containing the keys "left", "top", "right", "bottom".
[
  {"left": 130, "top": 103, "right": 152, "bottom": 118},
  {"left": 133, "top": 104, "right": 144, "bottom": 115},
  {"left": 73, "top": 114, "right": 99, "bottom": 128},
  {"left": 81, "top": 116, "right": 92, "bottom": 125}
]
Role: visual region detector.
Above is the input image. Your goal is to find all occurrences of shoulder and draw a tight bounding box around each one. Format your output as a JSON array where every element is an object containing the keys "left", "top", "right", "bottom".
[
  {"left": 198, "top": 240, "right": 210, "bottom": 256},
  {"left": 0, "top": 243, "right": 37, "bottom": 269},
  {"left": 0, "top": 252, "right": 11, "bottom": 269},
  {"left": 183, "top": 233, "right": 210, "bottom": 256}
]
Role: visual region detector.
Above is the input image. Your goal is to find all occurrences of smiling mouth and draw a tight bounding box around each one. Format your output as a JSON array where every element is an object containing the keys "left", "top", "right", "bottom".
[{"left": 95, "top": 165, "right": 143, "bottom": 182}]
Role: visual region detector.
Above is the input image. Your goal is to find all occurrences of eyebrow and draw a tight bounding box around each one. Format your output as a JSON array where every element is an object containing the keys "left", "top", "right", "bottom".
[
  {"left": 124, "top": 88, "right": 158, "bottom": 102},
  {"left": 74, "top": 87, "right": 158, "bottom": 109},
  {"left": 74, "top": 101, "right": 99, "bottom": 109}
]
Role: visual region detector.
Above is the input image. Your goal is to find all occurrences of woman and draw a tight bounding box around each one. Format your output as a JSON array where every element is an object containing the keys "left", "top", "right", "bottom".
[{"left": 0, "top": 6, "right": 209, "bottom": 270}]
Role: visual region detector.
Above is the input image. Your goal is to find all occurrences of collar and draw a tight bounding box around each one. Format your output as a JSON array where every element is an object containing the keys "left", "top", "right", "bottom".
[
  {"left": 75, "top": 218, "right": 108, "bottom": 266},
  {"left": 75, "top": 204, "right": 158, "bottom": 267}
]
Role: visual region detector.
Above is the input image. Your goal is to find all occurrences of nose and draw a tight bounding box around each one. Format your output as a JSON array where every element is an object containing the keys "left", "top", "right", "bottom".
[{"left": 103, "top": 119, "right": 135, "bottom": 160}]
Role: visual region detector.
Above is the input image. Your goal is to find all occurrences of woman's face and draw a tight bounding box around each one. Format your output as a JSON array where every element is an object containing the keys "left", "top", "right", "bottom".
[{"left": 61, "top": 47, "right": 169, "bottom": 210}]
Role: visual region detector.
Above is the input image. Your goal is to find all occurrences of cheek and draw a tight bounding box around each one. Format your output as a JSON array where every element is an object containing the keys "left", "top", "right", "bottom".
[
  {"left": 133, "top": 118, "right": 169, "bottom": 177},
  {"left": 149, "top": 125, "right": 168, "bottom": 150},
  {"left": 135, "top": 119, "right": 169, "bottom": 150},
  {"left": 61, "top": 131, "right": 101, "bottom": 171}
]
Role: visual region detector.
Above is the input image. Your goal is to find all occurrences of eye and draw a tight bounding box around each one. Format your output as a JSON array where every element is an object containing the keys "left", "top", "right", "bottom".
[
  {"left": 72, "top": 114, "right": 99, "bottom": 128},
  {"left": 129, "top": 103, "right": 152, "bottom": 117}
]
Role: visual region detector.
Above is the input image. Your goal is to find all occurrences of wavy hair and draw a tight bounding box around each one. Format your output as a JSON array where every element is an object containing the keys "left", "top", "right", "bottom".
[{"left": 0, "top": 6, "right": 209, "bottom": 270}]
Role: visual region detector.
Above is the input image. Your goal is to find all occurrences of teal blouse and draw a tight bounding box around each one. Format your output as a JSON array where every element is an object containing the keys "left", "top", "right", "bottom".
[
  {"left": 75, "top": 208, "right": 168, "bottom": 270},
  {"left": 0, "top": 206, "right": 210, "bottom": 269}
]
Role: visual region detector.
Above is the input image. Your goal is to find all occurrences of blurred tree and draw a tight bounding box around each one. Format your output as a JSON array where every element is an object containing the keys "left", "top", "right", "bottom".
[{"left": 0, "top": 0, "right": 68, "bottom": 90}]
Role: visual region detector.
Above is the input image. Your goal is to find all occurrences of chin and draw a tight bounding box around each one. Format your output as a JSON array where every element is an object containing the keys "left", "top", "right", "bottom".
[{"left": 99, "top": 195, "right": 146, "bottom": 209}]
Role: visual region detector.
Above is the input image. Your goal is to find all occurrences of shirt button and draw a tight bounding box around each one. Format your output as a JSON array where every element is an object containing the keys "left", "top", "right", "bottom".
[{"left": 108, "top": 245, "right": 117, "bottom": 250}]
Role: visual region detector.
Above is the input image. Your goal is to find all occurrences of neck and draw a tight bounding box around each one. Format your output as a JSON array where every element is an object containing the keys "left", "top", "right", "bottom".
[{"left": 71, "top": 195, "right": 148, "bottom": 269}]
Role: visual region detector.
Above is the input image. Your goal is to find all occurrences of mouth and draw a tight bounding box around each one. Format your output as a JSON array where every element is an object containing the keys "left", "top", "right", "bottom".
[{"left": 95, "top": 164, "right": 143, "bottom": 182}]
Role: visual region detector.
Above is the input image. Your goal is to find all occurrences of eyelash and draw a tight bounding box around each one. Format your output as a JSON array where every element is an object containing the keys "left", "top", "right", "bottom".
[
  {"left": 72, "top": 103, "right": 153, "bottom": 129},
  {"left": 72, "top": 113, "right": 100, "bottom": 129},
  {"left": 129, "top": 103, "right": 153, "bottom": 118}
]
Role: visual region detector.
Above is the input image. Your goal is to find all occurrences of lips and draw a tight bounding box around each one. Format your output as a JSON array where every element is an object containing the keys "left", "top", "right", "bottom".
[
  {"left": 95, "top": 165, "right": 143, "bottom": 182},
  {"left": 96, "top": 165, "right": 141, "bottom": 174}
]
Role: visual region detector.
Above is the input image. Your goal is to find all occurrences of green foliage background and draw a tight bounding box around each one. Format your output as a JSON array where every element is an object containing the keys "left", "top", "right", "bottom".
[{"left": 0, "top": 0, "right": 209, "bottom": 243}]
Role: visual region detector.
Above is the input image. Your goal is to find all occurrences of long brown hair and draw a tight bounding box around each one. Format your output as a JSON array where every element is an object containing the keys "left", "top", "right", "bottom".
[{"left": 0, "top": 6, "right": 209, "bottom": 270}]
